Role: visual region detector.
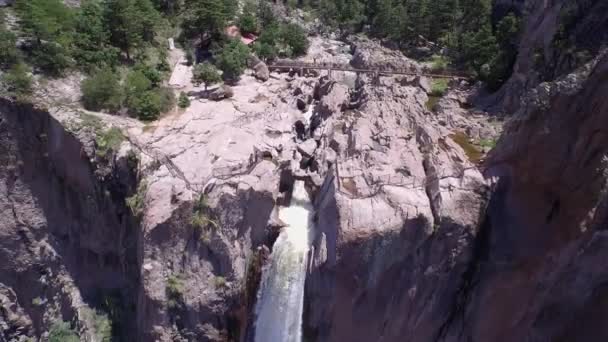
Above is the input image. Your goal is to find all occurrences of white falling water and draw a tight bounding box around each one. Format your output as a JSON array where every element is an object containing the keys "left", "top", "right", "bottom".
[{"left": 254, "top": 181, "right": 313, "bottom": 342}]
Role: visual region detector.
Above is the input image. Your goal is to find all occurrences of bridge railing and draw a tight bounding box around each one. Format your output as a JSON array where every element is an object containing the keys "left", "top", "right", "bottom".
[{"left": 267, "top": 60, "right": 468, "bottom": 79}]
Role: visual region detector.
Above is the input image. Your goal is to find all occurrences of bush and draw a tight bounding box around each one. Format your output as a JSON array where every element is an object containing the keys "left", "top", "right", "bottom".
[
  {"left": 48, "top": 321, "right": 79, "bottom": 342},
  {"left": 31, "top": 42, "right": 72, "bottom": 76},
  {"left": 135, "top": 63, "right": 163, "bottom": 87},
  {"left": 430, "top": 79, "right": 449, "bottom": 96},
  {"left": 253, "top": 42, "right": 277, "bottom": 61},
  {"left": 166, "top": 274, "right": 184, "bottom": 309},
  {"left": 280, "top": 23, "right": 309, "bottom": 56},
  {"left": 238, "top": 0, "right": 258, "bottom": 34},
  {"left": 178, "top": 92, "right": 191, "bottom": 108},
  {"left": 430, "top": 55, "right": 449, "bottom": 72},
  {"left": 213, "top": 276, "right": 227, "bottom": 289},
  {"left": 157, "top": 87, "right": 176, "bottom": 113},
  {"left": 81, "top": 68, "right": 122, "bottom": 111},
  {"left": 96, "top": 127, "right": 124, "bottom": 158},
  {"left": 124, "top": 70, "right": 153, "bottom": 108},
  {"left": 133, "top": 90, "right": 162, "bottom": 120},
  {"left": 0, "top": 27, "right": 20, "bottom": 69},
  {"left": 216, "top": 40, "right": 250, "bottom": 81},
  {"left": 190, "top": 195, "right": 218, "bottom": 230},
  {"left": 126, "top": 181, "right": 147, "bottom": 217},
  {"left": 192, "top": 62, "right": 221, "bottom": 90},
  {"left": 2, "top": 63, "right": 33, "bottom": 100}
]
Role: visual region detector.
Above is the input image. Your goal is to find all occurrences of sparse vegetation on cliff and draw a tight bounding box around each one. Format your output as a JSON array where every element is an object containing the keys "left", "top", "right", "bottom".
[
  {"left": 166, "top": 274, "right": 185, "bottom": 309},
  {"left": 96, "top": 127, "right": 125, "bottom": 158},
  {"left": 126, "top": 181, "right": 148, "bottom": 218},
  {"left": 48, "top": 320, "right": 79, "bottom": 342}
]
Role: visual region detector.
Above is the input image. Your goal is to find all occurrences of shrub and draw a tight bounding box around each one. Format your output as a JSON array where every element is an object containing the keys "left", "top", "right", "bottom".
[
  {"left": 185, "top": 49, "right": 194, "bottom": 66},
  {"left": 238, "top": 0, "right": 258, "bottom": 34},
  {"left": 430, "top": 79, "right": 449, "bottom": 96},
  {"left": 192, "top": 62, "right": 221, "bottom": 90},
  {"left": 253, "top": 42, "right": 276, "bottom": 61},
  {"left": 430, "top": 54, "right": 449, "bottom": 72},
  {"left": 31, "top": 42, "right": 72, "bottom": 76},
  {"left": 48, "top": 321, "right": 79, "bottom": 342},
  {"left": 166, "top": 274, "right": 184, "bottom": 309},
  {"left": 126, "top": 181, "right": 147, "bottom": 217},
  {"left": 2, "top": 63, "right": 33, "bottom": 100},
  {"left": 191, "top": 195, "right": 218, "bottom": 230},
  {"left": 133, "top": 90, "right": 163, "bottom": 120},
  {"left": 124, "top": 70, "right": 153, "bottom": 110},
  {"left": 0, "top": 26, "right": 20, "bottom": 69},
  {"left": 280, "top": 23, "right": 309, "bottom": 56},
  {"left": 96, "top": 127, "right": 124, "bottom": 158},
  {"left": 81, "top": 68, "right": 122, "bottom": 111},
  {"left": 157, "top": 87, "right": 176, "bottom": 113},
  {"left": 81, "top": 308, "right": 112, "bottom": 342},
  {"left": 213, "top": 276, "right": 227, "bottom": 289},
  {"left": 216, "top": 40, "right": 250, "bottom": 81},
  {"left": 135, "top": 63, "right": 163, "bottom": 87},
  {"left": 178, "top": 92, "right": 191, "bottom": 108}
]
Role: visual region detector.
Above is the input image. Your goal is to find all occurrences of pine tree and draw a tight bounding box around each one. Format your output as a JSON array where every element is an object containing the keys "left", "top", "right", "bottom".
[
  {"left": 104, "top": 0, "right": 159, "bottom": 60},
  {"left": 182, "top": 0, "right": 236, "bottom": 42},
  {"left": 72, "top": 0, "right": 119, "bottom": 70}
]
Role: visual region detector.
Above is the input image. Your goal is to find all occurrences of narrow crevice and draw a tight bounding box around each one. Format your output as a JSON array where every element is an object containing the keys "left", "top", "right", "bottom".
[{"left": 434, "top": 180, "right": 500, "bottom": 341}]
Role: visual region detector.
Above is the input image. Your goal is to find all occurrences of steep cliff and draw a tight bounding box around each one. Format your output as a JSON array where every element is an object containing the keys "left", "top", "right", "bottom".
[
  {"left": 493, "top": 0, "right": 608, "bottom": 113},
  {"left": 0, "top": 100, "right": 140, "bottom": 341},
  {"left": 451, "top": 51, "right": 608, "bottom": 342}
]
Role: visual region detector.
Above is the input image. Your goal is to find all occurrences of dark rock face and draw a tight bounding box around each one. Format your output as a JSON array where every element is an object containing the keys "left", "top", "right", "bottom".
[
  {"left": 465, "top": 54, "right": 608, "bottom": 341},
  {"left": 0, "top": 100, "right": 140, "bottom": 340},
  {"left": 493, "top": 0, "right": 608, "bottom": 113}
]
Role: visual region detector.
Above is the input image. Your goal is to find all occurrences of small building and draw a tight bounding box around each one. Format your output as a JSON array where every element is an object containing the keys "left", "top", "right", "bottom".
[{"left": 225, "top": 25, "right": 258, "bottom": 46}]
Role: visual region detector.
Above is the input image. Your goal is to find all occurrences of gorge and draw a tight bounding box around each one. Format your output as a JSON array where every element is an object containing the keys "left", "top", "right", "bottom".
[{"left": 1, "top": 0, "right": 608, "bottom": 341}]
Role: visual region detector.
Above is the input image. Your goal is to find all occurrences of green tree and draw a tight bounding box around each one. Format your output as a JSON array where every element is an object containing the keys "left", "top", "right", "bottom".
[
  {"left": 71, "top": 0, "right": 119, "bottom": 70},
  {"left": 14, "top": 0, "right": 74, "bottom": 75},
  {"left": 482, "top": 13, "right": 521, "bottom": 90},
  {"left": 257, "top": 0, "right": 276, "bottom": 28},
  {"left": 192, "top": 62, "right": 221, "bottom": 90},
  {"left": 253, "top": 42, "right": 277, "bottom": 61},
  {"left": 81, "top": 68, "right": 122, "bottom": 111},
  {"left": 134, "top": 63, "right": 163, "bottom": 87},
  {"left": 123, "top": 69, "right": 153, "bottom": 112},
  {"left": 238, "top": 1, "right": 258, "bottom": 34},
  {"left": 0, "top": 25, "right": 20, "bottom": 69},
  {"left": 182, "top": 0, "right": 236, "bottom": 42},
  {"left": 132, "top": 90, "right": 162, "bottom": 120},
  {"left": 14, "top": 0, "right": 74, "bottom": 45},
  {"left": 427, "top": 0, "right": 459, "bottom": 42},
  {"left": 215, "top": 40, "right": 250, "bottom": 81},
  {"left": 280, "top": 23, "right": 309, "bottom": 56},
  {"left": 2, "top": 63, "right": 33, "bottom": 100},
  {"left": 104, "top": 0, "right": 160, "bottom": 60}
]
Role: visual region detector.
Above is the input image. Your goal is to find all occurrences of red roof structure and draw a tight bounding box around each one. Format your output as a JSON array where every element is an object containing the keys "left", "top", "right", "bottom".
[{"left": 225, "top": 25, "right": 258, "bottom": 45}]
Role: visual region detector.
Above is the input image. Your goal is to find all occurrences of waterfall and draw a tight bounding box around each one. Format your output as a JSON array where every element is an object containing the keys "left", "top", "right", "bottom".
[{"left": 254, "top": 180, "right": 313, "bottom": 342}]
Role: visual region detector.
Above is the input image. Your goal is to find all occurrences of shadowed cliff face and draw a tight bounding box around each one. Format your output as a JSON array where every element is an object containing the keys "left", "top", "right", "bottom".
[
  {"left": 494, "top": 0, "right": 608, "bottom": 113},
  {"left": 0, "top": 100, "right": 140, "bottom": 340},
  {"left": 462, "top": 53, "right": 608, "bottom": 342}
]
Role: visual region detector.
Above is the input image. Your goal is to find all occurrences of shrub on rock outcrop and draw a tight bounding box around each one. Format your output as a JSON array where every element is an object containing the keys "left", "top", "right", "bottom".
[
  {"left": 216, "top": 40, "right": 250, "bottom": 81},
  {"left": 192, "top": 62, "right": 221, "bottom": 90},
  {"left": 2, "top": 63, "right": 32, "bottom": 100},
  {"left": 48, "top": 321, "right": 79, "bottom": 342},
  {"left": 178, "top": 92, "right": 191, "bottom": 108},
  {"left": 81, "top": 68, "right": 122, "bottom": 112}
]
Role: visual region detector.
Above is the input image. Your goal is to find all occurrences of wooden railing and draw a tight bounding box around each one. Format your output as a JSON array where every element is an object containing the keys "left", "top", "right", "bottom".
[{"left": 267, "top": 61, "right": 468, "bottom": 79}]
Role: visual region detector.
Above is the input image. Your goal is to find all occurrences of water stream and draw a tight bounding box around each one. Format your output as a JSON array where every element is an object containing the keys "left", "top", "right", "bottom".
[{"left": 253, "top": 180, "right": 313, "bottom": 342}]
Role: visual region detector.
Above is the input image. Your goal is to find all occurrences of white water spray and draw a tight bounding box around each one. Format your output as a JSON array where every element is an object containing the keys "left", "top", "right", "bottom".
[{"left": 254, "top": 180, "right": 313, "bottom": 342}]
